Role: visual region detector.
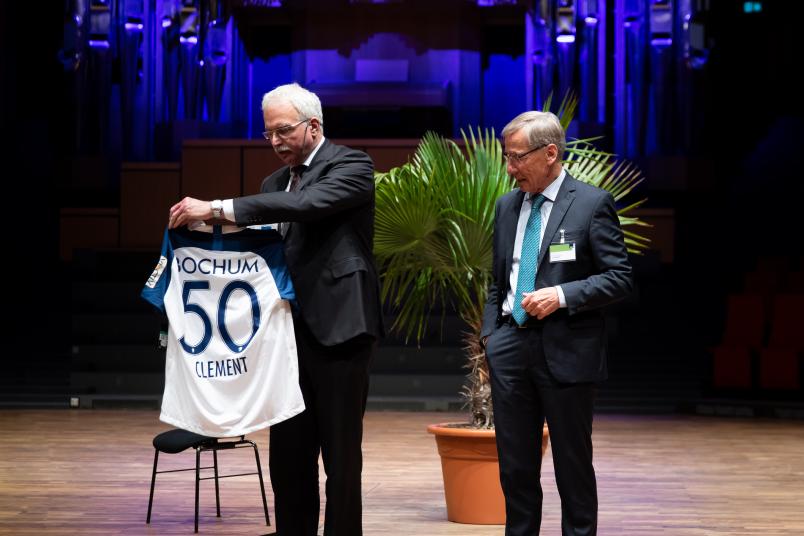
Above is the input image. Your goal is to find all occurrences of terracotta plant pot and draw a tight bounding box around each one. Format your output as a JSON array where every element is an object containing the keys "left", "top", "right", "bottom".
[{"left": 427, "top": 423, "right": 549, "bottom": 524}]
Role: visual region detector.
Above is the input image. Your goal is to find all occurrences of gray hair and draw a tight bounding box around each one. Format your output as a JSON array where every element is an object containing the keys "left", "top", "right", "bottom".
[
  {"left": 502, "top": 111, "right": 565, "bottom": 160},
  {"left": 261, "top": 83, "right": 324, "bottom": 133}
]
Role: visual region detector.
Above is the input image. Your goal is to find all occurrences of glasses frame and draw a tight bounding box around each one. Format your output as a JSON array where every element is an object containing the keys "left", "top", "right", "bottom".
[
  {"left": 263, "top": 118, "right": 310, "bottom": 140},
  {"left": 503, "top": 143, "right": 549, "bottom": 164}
]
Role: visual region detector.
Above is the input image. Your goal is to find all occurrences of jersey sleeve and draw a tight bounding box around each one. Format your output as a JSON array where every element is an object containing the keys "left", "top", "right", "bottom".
[
  {"left": 261, "top": 241, "right": 296, "bottom": 301},
  {"left": 141, "top": 227, "right": 175, "bottom": 312}
]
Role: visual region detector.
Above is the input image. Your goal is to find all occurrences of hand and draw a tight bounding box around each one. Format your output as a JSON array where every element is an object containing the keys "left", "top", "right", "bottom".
[
  {"left": 168, "top": 197, "right": 213, "bottom": 229},
  {"left": 520, "top": 287, "right": 560, "bottom": 320}
]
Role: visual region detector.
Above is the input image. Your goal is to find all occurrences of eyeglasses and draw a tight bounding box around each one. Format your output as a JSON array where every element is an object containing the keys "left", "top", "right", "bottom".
[
  {"left": 503, "top": 143, "right": 548, "bottom": 164},
  {"left": 262, "top": 118, "right": 310, "bottom": 140}
]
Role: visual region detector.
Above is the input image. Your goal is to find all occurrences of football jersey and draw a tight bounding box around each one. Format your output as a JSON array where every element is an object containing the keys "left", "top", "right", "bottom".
[{"left": 141, "top": 225, "right": 304, "bottom": 437}]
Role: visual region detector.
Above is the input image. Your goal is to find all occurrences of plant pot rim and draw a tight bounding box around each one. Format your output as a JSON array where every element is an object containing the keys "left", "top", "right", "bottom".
[{"left": 427, "top": 423, "right": 495, "bottom": 438}]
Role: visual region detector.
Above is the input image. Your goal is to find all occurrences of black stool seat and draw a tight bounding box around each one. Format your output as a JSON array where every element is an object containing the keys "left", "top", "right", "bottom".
[
  {"left": 146, "top": 428, "right": 270, "bottom": 532},
  {"left": 153, "top": 429, "right": 216, "bottom": 454}
]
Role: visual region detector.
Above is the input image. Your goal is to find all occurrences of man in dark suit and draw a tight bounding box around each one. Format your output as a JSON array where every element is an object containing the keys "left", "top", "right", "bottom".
[
  {"left": 168, "top": 83, "right": 384, "bottom": 536},
  {"left": 481, "top": 111, "right": 633, "bottom": 536}
]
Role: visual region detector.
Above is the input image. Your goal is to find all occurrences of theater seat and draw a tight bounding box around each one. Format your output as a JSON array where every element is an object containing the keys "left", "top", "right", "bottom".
[
  {"left": 758, "top": 295, "right": 804, "bottom": 391},
  {"left": 711, "top": 294, "right": 767, "bottom": 389},
  {"left": 712, "top": 346, "right": 753, "bottom": 388},
  {"left": 759, "top": 348, "right": 800, "bottom": 390}
]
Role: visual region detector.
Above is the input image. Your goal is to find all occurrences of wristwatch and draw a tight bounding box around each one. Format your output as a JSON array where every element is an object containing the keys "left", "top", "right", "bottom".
[{"left": 211, "top": 199, "right": 223, "bottom": 219}]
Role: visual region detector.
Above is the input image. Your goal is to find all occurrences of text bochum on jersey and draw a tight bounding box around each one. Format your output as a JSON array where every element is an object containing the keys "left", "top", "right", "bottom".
[{"left": 175, "top": 255, "right": 260, "bottom": 278}]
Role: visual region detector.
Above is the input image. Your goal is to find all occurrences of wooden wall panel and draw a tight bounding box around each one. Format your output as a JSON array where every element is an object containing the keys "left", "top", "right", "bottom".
[
  {"left": 338, "top": 138, "right": 420, "bottom": 173},
  {"left": 242, "top": 146, "right": 283, "bottom": 196},
  {"left": 60, "top": 209, "right": 119, "bottom": 261},
  {"left": 365, "top": 147, "right": 413, "bottom": 172},
  {"left": 119, "top": 163, "right": 181, "bottom": 248},
  {"left": 181, "top": 142, "right": 241, "bottom": 200}
]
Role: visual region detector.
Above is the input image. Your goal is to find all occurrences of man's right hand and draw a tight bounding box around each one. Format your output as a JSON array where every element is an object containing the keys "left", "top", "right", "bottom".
[{"left": 168, "top": 197, "right": 213, "bottom": 229}]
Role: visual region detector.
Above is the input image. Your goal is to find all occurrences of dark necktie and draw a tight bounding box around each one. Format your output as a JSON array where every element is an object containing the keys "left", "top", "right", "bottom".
[
  {"left": 288, "top": 165, "right": 303, "bottom": 192},
  {"left": 281, "top": 166, "right": 304, "bottom": 237}
]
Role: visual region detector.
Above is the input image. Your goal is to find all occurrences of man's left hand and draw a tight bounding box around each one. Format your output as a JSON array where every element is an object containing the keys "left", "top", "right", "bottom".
[
  {"left": 169, "top": 197, "right": 212, "bottom": 229},
  {"left": 520, "top": 287, "right": 560, "bottom": 320}
]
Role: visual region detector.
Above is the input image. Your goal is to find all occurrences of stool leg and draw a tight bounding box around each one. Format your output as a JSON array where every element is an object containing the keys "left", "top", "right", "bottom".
[
  {"left": 251, "top": 442, "right": 270, "bottom": 526},
  {"left": 146, "top": 449, "right": 159, "bottom": 523},
  {"left": 195, "top": 447, "right": 201, "bottom": 533},
  {"left": 213, "top": 450, "right": 221, "bottom": 517}
]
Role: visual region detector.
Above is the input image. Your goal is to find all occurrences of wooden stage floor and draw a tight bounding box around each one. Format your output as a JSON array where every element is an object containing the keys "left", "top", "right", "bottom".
[{"left": 1, "top": 410, "right": 803, "bottom": 535}]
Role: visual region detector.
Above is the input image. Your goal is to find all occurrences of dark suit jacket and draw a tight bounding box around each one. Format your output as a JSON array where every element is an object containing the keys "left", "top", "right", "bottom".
[
  {"left": 481, "top": 173, "right": 633, "bottom": 383},
  {"left": 233, "top": 139, "right": 385, "bottom": 347}
]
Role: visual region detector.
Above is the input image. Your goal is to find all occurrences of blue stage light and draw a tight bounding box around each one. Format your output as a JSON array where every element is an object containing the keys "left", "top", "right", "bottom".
[{"left": 744, "top": 2, "right": 763, "bottom": 14}]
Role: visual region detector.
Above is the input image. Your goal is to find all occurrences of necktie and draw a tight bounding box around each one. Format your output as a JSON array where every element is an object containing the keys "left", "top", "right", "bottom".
[
  {"left": 512, "top": 194, "right": 546, "bottom": 325},
  {"left": 288, "top": 165, "right": 303, "bottom": 192},
  {"left": 280, "top": 166, "right": 304, "bottom": 237}
]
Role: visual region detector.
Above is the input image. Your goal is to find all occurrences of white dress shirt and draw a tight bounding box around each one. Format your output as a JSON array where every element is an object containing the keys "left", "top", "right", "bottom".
[{"left": 502, "top": 168, "right": 568, "bottom": 316}]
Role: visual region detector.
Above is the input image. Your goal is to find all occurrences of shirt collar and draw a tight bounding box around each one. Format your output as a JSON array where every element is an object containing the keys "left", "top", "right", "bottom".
[
  {"left": 301, "top": 136, "right": 326, "bottom": 168},
  {"left": 525, "top": 167, "right": 566, "bottom": 204}
]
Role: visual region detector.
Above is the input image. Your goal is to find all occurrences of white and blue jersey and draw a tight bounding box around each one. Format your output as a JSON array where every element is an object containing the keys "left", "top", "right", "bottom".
[{"left": 142, "top": 225, "right": 304, "bottom": 437}]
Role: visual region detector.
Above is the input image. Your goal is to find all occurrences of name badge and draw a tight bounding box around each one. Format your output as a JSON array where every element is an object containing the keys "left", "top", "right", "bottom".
[{"left": 549, "top": 243, "right": 576, "bottom": 262}]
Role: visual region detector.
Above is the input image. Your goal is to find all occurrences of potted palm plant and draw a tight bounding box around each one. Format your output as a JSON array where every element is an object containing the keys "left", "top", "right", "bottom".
[{"left": 373, "top": 97, "right": 649, "bottom": 524}]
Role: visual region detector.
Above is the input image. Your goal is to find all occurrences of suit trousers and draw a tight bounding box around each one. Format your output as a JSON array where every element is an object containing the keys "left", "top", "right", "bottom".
[
  {"left": 486, "top": 322, "right": 597, "bottom": 536},
  {"left": 269, "top": 316, "right": 375, "bottom": 536}
]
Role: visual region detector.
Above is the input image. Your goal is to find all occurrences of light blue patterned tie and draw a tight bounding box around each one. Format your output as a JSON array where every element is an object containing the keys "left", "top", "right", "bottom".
[{"left": 512, "top": 194, "right": 546, "bottom": 325}]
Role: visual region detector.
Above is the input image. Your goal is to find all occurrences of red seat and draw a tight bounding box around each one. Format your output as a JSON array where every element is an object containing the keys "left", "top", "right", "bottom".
[
  {"left": 713, "top": 346, "right": 753, "bottom": 388},
  {"left": 711, "top": 294, "right": 767, "bottom": 389},
  {"left": 783, "top": 271, "right": 804, "bottom": 293},
  {"left": 759, "top": 348, "right": 799, "bottom": 389},
  {"left": 758, "top": 295, "right": 804, "bottom": 390},
  {"left": 768, "top": 295, "right": 804, "bottom": 349},
  {"left": 720, "top": 294, "right": 766, "bottom": 348},
  {"left": 743, "top": 257, "right": 790, "bottom": 294}
]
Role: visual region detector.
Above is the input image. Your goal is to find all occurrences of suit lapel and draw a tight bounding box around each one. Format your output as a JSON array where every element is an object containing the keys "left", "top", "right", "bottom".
[
  {"left": 297, "top": 139, "right": 333, "bottom": 191},
  {"left": 501, "top": 190, "right": 526, "bottom": 283},
  {"left": 261, "top": 166, "right": 291, "bottom": 193},
  {"left": 277, "top": 169, "right": 291, "bottom": 191},
  {"left": 537, "top": 175, "right": 576, "bottom": 268}
]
